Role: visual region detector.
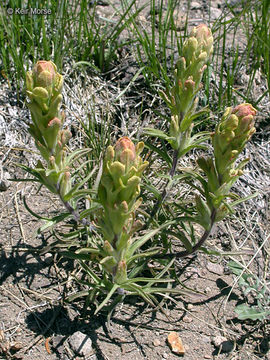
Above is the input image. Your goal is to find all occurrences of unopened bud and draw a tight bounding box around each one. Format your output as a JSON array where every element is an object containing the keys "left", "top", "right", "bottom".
[
  {"left": 223, "top": 114, "right": 238, "bottom": 131},
  {"left": 106, "top": 145, "right": 114, "bottom": 161},
  {"left": 184, "top": 79, "right": 195, "bottom": 90},
  {"left": 32, "top": 61, "right": 56, "bottom": 88},
  {"left": 232, "top": 103, "right": 256, "bottom": 119},
  {"left": 48, "top": 117, "right": 62, "bottom": 128},
  {"left": 60, "top": 130, "right": 72, "bottom": 146},
  {"left": 120, "top": 201, "right": 129, "bottom": 212},
  {"left": 115, "top": 137, "right": 136, "bottom": 164},
  {"left": 49, "top": 156, "right": 55, "bottom": 166}
]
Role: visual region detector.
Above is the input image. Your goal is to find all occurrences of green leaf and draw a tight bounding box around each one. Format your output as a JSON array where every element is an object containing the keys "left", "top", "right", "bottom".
[
  {"left": 235, "top": 304, "right": 270, "bottom": 321},
  {"left": 144, "top": 127, "right": 173, "bottom": 141},
  {"left": 180, "top": 108, "right": 210, "bottom": 132},
  {"left": 152, "top": 257, "right": 175, "bottom": 281},
  {"left": 39, "top": 213, "right": 70, "bottom": 231},
  {"left": 144, "top": 140, "right": 172, "bottom": 166},
  {"left": 144, "top": 183, "right": 162, "bottom": 200},
  {"left": 124, "top": 277, "right": 174, "bottom": 284},
  {"left": 114, "top": 67, "right": 145, "bottom": 101},
  {"left": 123, "top": 282, "right": 156, "bottom": 307},
  {"left": 66, "top": 290, "right": 92, "bottom": 302},
  {"left": 199, "top": 247, "right": 223, "bottom": 256},
  {"left": 127, "top": 221, "right": 175, "bottom": 258},
  {"left": 79, "top": 261, "right": 102, "bottom": 285},
  {"left": 59, "top": 250, "right": 96, "bottom": 261},
  {"left": 65, "top": 148, "right": 92, "bottom": 165},
  {"left": 23, "top": 195, "right": 69, "bottom": 223},
  {"left": 230, "top": 192, "right": 259, "bottom": 207},
  {"left": 94, "top": 283, "right": 119, "bottom": 314},
  {"left": 165, "top": 230, "right": 193, "bottom": 253},
  {"left": 127, "top": 248, "right": 162, "bottom": 265},
  {"left": 227, "top": 261, "right": 252, "bottom": 282}
]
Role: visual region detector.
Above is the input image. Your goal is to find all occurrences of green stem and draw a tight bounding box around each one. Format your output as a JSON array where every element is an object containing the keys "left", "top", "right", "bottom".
[
  {"left": 153, "top": 208, "right": 217, "bottom": 259},
  {"left": 55, "top": 183, "right": 91, "bottom": 227},
  {"left": 149, "top": 148, "right": 179, "bottom": 220}
]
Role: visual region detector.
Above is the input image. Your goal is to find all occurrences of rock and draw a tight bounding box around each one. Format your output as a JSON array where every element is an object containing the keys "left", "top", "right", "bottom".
[
  {"left": 173, "top": 10, "right": 187, "bottom": 31},
  {"left": 210, "top": 7, "right": 222, "bottom": 19},
  {"left": 185, "top": 267, "right": 201, "bottom": 279},
  {"left": 222, "top": 340, "right": 234, "bottom": 353},
  {"left": 187, "top": 303, "right": 194, "bottom": 310},
  {"left": 0, "top": 170, "right": 10, "bottom": 191},
  {"left": 69, "top": 331, "right": 93, "bottom": 357},
  {"left": 183, "top": 316, "right": 193, "bottom": 323},
  {"left": 201, "top": 335, "right": 210, "bottom": 344},
  {"left": 190, "top": 1, "right": 201, "bottom": 10},
  {"left": 155, "top": 9, "right": 187, "bottom": 31},
  {"left": 225, "top": 0, "right": 244, "bottom": 13},
  {"left": 204, "top": 355, "right": 211, "bottom": 359},
  {"left": 44, "top": 252, "right": 54, "bottom": 264},
  {"left": 0, "top": 180, "right": 8, "bottom": 191},
  {"left": 9, "top": 341, "right": 23, "bottom": 352},
  {"left": 167, "top": 332, "right": 185, "bottom": 355},
  {"left": 88, "top": 355, "right": 98, "bottom": 360},
  {"left": 212, "top": 336, "right": 234, "bottom": 353},
  {"left": 254, "top": 70, "right": 262, "bottom": 85},
  {"left": 204, "top": 286, "right": 211, "bottom": 294},
  {"left": 206, "top": 262, "right": 224, "bottom": 275},
  {"left": 212, "top": 335, "right": 226, "bottom": 347},
  {"left": 153, "top": 338, "right": 161, "bottom": 346}
]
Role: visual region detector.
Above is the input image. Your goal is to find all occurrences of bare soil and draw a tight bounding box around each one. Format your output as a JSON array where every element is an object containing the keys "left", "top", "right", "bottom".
[{"left": 1, "top": 0, "right": 270, "bottom": 359}]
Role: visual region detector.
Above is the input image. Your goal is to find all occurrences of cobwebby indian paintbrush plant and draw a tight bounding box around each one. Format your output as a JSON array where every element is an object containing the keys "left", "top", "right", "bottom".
[
  {"left": 97, "top": 137, "right": 148, "bottom": 284},
  {"left": 69, "top": 137, "right": 183, "bottom": 313},
  {"left": 197, "top": 103, "right": 257, "bottom": 225},
  {"left": 145, "top": 24, "right": 214, "bottom": 218},
  {"left": 25, "top": 61, "right": 71, "bottom": 197},
  {"left": 23, "top": 60, "right": 91, "bottom": 224},
  {"left": 144, "top": 25, "right": 257, "bottom": 258},
  {"left": 165, "top": 24, "right": 213, "bottom": 145},
  {"left": 21, "top": 24, "right": 257, "bottom": 314},
  {"left": 146, "top": 24, "right": 213, "bottom": 154}
]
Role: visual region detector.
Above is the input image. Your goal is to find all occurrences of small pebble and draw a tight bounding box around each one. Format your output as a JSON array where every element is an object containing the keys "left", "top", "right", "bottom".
[
  {"left": 212, "top": 335, "right": 227, "bottom": 347},
  {"left": 190, "top": 1, "right": 201, "bottom": 9},
  {"left": 69, "top": 331, "right": 93, "bottom": 357},
  {"left": 153, "top": 338, "right": 161, "bottom": 347},
  {"left": 44, "top": 252, "right": 54, "bottom": 264},
  {"left": 204, "top": 355, "right": 211, "bottom": 359},
  {"left": 0, "top": 180, "right": 8, "bottom": 192},
  {"left": 206, "top": 262, "right": 224, "bottom": 276},
  {"left": 183, "top": 316, "right": 193, "bottom": 323},
  {"left": 212, "top": 335, "right": 234, "bottom": 353},
  {"left": 210, "top": 7, "right": 222, "bottom": 19},
  {"left": 167, "top": 332, "right": 185, "bottom": 355}
]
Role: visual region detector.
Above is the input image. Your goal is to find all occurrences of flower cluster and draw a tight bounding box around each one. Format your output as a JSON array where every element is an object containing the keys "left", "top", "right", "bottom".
[
  {"left": 212, "top": 103, "right": 256, "bottom": 180},
  {"left": 197, "top": 103, "right": 257, "bottom": 225},
  {"left": 97, "top": 137, "right": 148, "bottom": 283},
  {"left": 161, "top": 24, "right": 213, "bottom": 146},
  {"left": 26, "top": 61, "right": 71, "bottom": 198}
]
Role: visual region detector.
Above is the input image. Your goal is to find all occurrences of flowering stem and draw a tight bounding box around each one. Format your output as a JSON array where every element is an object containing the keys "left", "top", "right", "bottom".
[
  {"left": 170, "top": 149, "right": 179, "bottom": 177},
  {"left": 149, "top": 148, "right": 179, "bottom": 221},
  {"left": 62, "top": 198, "right": 91, "bottom": 226},
  {"left": 55, "top": 183, "right": 90, "bottom": 226}
]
